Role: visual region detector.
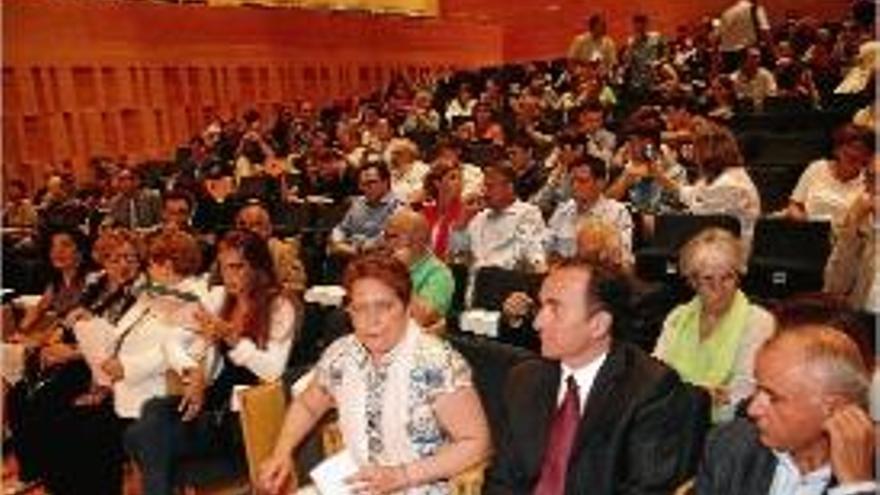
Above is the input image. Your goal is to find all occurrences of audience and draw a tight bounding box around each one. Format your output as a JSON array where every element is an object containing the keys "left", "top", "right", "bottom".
[
  {"left": 104, "top": 167, "right": 162, "bottom": 230},
  {"left": 823, "top": 155, "right": 878, "bottom": 312},
  {"left": 567, "top": 14, "right": 617, "bottom": 74},
  {"left": 421, "top": 159, "right": 467, "bottom": 260},
  {"left": 114, "top": 230, "right": 216, "bottom": 495},
  {"left": 2, "top": 3, "right": 877, "bottom": 493},
  {"left": 731, "top": 46, "right": 778, "bottom": 110},
  {"left": 677, "top": 117, "right": 761, "bottom": 248},
  {"left": 234, "top": 202, "right": 307, "bottom": 299}
]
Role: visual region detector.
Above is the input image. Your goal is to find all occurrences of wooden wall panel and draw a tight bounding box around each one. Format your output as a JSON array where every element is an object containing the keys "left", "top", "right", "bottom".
[
  {"left": 2, "top": 0, "right": 851, "bottom": 187},
  {"left": 2, "top": 0, "right": 501, "bottom": 186},
  {"left": 442, "top": 0, "right": 853, "bottom": 61}
]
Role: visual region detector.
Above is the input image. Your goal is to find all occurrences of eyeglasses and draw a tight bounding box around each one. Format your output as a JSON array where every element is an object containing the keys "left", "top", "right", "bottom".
[
  {"left": 106, "top": 253, "right": 140, "bottom": 264},
  {"left": 347, "top": 299, "right": 398, "bottom": 320},
  {"left": 691, "top": 271, "right": 737, "bottom": 287}
]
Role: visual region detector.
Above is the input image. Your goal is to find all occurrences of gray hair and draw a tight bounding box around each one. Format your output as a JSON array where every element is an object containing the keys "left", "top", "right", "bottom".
[
  {"left": 678, "top": 227, "right": 745, "bottom": 280},
  {"left": 769, "top": 325, "right": 870, "bottom": 409}
]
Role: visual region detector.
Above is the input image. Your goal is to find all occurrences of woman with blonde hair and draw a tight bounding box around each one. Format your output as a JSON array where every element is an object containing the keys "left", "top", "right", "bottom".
[{"left": 654, "top": 228, "right": 774, "bottom": 422}]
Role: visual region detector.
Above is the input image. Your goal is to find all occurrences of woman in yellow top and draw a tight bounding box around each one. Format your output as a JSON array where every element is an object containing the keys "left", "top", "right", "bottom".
[{"left": 653, "top": 228, "right": 775, "bottom": 422}]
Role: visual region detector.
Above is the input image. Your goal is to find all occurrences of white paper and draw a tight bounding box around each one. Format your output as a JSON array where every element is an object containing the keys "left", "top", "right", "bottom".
[
  {"left": 230, "top": 384, "right": 251, "bottom": 413},
  {"left": 309, "top": 449, "right": 358, "bottom": 495},
  {"left": 72, "top": 317, "right": 116, "bottom": 387},
  {"left": 304, "top": 286, "right": 347, "bottom": 307},
  {"left": 459, "top": 309, "right": 500, "bottom": 337}
]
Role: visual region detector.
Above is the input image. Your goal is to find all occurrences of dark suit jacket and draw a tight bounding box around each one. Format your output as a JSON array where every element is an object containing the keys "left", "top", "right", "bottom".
[
  {"left": 106, "top": 189, "right": 162, "bottom": 229},
  {"left": 485, "top": 341, "right": 709, "bottom": 495},
  {"left": 694, "top": 418, "right": 877, "bottom": 495}
]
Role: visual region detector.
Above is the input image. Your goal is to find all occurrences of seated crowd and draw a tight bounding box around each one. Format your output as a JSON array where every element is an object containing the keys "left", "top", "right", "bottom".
[{"left": 2, "top": 2, "right": 876, "bottom": 494}]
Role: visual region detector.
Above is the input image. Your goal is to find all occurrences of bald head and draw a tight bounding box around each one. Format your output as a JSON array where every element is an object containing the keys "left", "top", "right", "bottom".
[
  {"left": 384, "top": 208, "right": 430, "bottom": 264},
  {"left": 387, "top": 208, "right": 429, "bottom": 244}
]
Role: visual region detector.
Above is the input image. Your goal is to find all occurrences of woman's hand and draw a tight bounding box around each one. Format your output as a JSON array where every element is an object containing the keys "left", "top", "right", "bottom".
[
  {"left": 101, "top": 357, "right": 125, "bottom": 382},
  {"left": 178, "top": 367, "right": 206, "bottom": 422},
  {"left": 65, "top": 307, "right": 93, "bottom": 326},
  {"left": 258, "top": 451, "right": 295, "bottom": 495},
  {"left": 194, "top": 306, "right": 239, "bottom": 345},
  {"left": 346, "top": 465, "right": 408, "bottom": 495},
  {"left": 40, "top": 342, "right": 79, "bottom": 368}
]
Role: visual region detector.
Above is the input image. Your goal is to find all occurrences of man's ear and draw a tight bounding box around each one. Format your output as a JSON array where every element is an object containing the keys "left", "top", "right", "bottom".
[{"left": 588, "top": 309, "right": 613, "bottom": 340}]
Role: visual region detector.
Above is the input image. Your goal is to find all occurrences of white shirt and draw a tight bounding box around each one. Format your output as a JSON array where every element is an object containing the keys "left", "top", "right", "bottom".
[
  {"left": 559, "top": 353, "right": 608, "bottom": 415},
  {"left": 452, "top": 199, "right": 548, "bottom": 271},
  {"left": 719, "top": 0, "right": 769, "bottom": 52},
  {"left": 112, "top": 276, "right": 221, "bottom": 419},
  {"left": 223, "top": 296, "right": 297, "bottom": 382},
  {"left": 732, "top": 67, "right": 778, "bottom": 107},
  {"left": 769, "top": 451, "right": 878, "bottom": 495},
  {"left": 791, "top": 159, "right": 864, "bottom": 222},
  {"left": 679, "top": 167, "right": 761, "bottom": 249},
  {"left": 546, "top": 196, "right": 634, "bottom": 263}
]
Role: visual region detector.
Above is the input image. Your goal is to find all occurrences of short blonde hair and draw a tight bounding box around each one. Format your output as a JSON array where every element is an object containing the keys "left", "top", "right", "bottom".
[
  {"left": 679, "top": 227, "right": 745, "bottom": 280},
  {"left": 93, "top": 228, "right": 144, "bottom": 266},
  {"left": 575, "top": 218, "right": 624, "bottom": 269}
]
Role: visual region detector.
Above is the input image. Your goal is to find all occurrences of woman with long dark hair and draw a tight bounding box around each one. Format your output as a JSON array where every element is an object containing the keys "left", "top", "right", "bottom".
[{"left": 6, "top": 227, "right": 92, "bottom": 489}]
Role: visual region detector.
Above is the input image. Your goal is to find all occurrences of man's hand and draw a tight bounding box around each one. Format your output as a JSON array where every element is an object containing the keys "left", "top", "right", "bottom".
[
  {"left": 502, "top": 292, "right": 534, "bottom": 326},
  {"left": 824, "top": 404, "right": 875, "bottom": 484}
]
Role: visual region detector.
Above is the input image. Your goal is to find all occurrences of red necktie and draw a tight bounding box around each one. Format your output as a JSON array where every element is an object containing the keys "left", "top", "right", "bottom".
[{"left": 533, "top": 375, "right": 581, "bottom": 495}]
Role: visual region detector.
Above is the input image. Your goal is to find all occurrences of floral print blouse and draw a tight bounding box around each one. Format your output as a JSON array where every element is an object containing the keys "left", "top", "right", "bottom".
[{"left": 315, "top": 320, "right": 472, "bottom": 494}]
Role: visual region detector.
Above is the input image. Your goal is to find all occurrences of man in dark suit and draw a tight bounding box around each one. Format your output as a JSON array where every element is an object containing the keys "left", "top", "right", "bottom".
[
  {"left": 104, "top": 167, "right": 162, "bottom": 230},
  {"left": 485, "top": 260, "right": 708, "bottom": 494},
  {"left": 695, "top": 324, "right": 876, "bottom": 495}
]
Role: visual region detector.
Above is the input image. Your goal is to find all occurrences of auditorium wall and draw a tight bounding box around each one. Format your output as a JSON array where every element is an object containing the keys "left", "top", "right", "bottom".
[
  {"left": 2, "top": 0, "right": 501, "bottom": 186},
  {"left": 442, "top": 0, "right": 854, "bottom": 61},
  {"left": 2, "top": 0, "right": 853, "bottom": 187}
]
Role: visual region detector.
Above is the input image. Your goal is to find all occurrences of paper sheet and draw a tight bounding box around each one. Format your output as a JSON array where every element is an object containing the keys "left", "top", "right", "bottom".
[{"left": 309, "top": 449, "right": 358, "bottom": 495}]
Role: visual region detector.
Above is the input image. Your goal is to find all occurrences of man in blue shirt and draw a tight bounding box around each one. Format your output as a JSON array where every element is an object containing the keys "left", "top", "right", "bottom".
[{"left": 329, "top": 161, "right": 401, "bottom": 258}]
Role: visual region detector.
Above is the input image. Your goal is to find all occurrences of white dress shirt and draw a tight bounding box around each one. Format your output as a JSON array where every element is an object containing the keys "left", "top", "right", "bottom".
[
  {"left": 546, "top": 196, "right": 634, "bottom": 263},
  {"left": 451, "top": 200, "right": 548, "bottom": 272},
  {"left": 559, "top": 353, "right": 608, "bottom": 415}
]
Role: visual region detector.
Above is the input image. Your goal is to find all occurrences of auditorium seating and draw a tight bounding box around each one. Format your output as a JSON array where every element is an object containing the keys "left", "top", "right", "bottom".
[{"left": 743, "top": 218, "right": 832, "bottom": 300}]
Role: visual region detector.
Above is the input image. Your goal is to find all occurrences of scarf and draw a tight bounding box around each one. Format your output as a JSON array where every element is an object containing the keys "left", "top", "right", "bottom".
[{"left": 663, "top": 290, "right": 751, "bottom": 389}]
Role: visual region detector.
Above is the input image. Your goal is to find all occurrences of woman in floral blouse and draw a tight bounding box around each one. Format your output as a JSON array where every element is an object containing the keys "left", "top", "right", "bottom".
[{"left": 259, "top": 253, "right": 490, "bottom": 495}]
